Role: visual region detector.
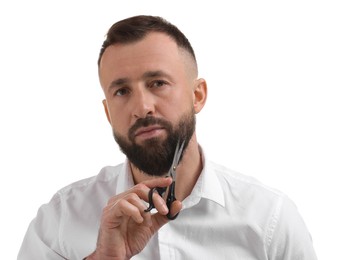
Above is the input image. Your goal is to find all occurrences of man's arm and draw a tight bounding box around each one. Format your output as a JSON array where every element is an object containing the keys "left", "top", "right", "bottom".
[
  {"left": 18, "top": 195, "right": 65, "bottom": 259},
  {"left": 267, "top": 196, "right": 317, "bottom": 260}
]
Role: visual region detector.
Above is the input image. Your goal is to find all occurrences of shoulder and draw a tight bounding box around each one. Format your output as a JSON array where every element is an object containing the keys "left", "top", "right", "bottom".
[
  {"left": 206, "top": 160, "right": 289, "bottom": 229},
  {"left": 207, "top": 161, "right": 316, "bottom": 258},
  {"left": 56, "top": 164, "right": 125, "bottom": 196},
  {"left": 208, "top": 160, "right": 284, "bottom": 201},
  {"left": 37, "top": 163, "right": 127, "bottom": 237},
  {"left": 44, "top": 163, "right": 127, "bottom": 212}
]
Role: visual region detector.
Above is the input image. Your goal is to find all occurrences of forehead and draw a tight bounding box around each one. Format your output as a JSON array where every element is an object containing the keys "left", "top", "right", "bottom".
[{"left": 99, "top": 32, "right": 192, "bottom": 87}]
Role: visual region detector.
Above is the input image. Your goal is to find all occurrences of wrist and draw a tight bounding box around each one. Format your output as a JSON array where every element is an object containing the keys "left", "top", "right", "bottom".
[{"left": 84, "top": 251, "right": 129, "bottom": 260}]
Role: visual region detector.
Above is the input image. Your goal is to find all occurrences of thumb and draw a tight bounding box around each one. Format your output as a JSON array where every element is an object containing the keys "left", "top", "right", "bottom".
[{"left": 151, "top": 200, "right": 183, "bottom": 230}]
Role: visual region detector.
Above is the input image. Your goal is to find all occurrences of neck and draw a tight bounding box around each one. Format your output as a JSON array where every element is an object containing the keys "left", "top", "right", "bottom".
[{"left": 130, "top": 133, "right": 203, "bottom": 201}]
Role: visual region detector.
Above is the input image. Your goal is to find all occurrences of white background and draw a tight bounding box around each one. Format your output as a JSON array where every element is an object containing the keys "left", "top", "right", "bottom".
[{"left": 1, "top": 1, "right": 336, "bottom": 259}]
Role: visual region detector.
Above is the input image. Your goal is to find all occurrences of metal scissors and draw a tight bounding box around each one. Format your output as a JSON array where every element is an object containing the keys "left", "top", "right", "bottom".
[{"left": 144, "top": 140, "right": 185, "bottom": 220}]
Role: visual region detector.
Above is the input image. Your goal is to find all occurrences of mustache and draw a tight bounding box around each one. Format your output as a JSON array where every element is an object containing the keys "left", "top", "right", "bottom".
[{"left": 128, "top": 116, "right": 172, "bottom": 140}]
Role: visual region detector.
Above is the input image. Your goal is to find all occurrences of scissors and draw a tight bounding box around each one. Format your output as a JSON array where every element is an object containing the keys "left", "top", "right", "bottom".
[{"left": 144, "top": 140, "right": 185, "bottom": 220}]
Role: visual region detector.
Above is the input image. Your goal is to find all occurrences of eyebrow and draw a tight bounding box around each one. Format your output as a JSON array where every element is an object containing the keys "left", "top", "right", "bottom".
[
  {"left": 108, "top": 70, "right": 173, "bottom": 90},
  {"left": 108, "top": 78, "right": 129, "bottom": 90},
  {"left": 142, "top": 70, "right": 172, "bottom": 80}
]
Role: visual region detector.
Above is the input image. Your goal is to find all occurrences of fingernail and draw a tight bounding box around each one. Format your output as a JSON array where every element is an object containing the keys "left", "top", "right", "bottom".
[{"left": 162, "top": 204, "right": 169, "bottom": 214}]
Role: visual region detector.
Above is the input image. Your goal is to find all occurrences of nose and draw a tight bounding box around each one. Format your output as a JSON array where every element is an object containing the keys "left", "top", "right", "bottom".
[{"left": 131, "top": 88, "right": 155, "bottom": 119}]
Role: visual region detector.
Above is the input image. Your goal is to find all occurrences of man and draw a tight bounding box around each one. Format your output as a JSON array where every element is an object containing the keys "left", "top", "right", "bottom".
[{"left": 18, "top": 15, "right": 317, "bottom": 260}]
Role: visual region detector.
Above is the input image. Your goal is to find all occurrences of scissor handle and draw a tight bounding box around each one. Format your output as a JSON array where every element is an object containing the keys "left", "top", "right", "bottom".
[
  {"left": 166, "top": 181, "right": 179, "bottom": 220},
  {"left": 144, "top": 187, "right": 166, "bottom": 212},
  {"left": 144, "top": 183, "right": 179, "bottom": 220}
]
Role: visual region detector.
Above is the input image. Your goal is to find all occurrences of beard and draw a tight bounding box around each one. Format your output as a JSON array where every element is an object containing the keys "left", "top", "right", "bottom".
[{"left": 113, "top": 108, "right": 196, "bottom": 176}]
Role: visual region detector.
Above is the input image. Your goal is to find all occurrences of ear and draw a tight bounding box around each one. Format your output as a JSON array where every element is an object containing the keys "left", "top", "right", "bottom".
[
  {"left": 102, "top": 99, "right": 112, "bottom": 125},
  {"left": 193, "top": 78, "right": 207, "bottom": 114}
]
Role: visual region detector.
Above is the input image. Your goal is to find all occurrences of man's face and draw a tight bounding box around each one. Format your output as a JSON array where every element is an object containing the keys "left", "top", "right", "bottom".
[{"left": 99, "top": 32, "right": 198, "bottom": 175}]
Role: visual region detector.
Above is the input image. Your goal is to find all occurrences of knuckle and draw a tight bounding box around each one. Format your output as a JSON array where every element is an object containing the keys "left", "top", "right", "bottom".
[
  {"left": 107, "top": 197, "right": 116, "bottom": 205},
  {"left": 133, "top": 183, "right": 147, "bottom": 192},
  {"left": 126, "top": 192, "right": 139, "bottom": 202},
  {"left": 106, "top": 196, "right": 121, "bottom": 208}
]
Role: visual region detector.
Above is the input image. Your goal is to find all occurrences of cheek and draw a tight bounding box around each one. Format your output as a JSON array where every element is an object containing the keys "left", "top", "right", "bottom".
[
  {"left": 165, "top": 99, "right": 194, "bottom": 123},
  {"left": 179, "top": 91, "right": 195, "bottom": 112},
  {"left": 107, "top": 108, "right": 128, "bottom": 130}
]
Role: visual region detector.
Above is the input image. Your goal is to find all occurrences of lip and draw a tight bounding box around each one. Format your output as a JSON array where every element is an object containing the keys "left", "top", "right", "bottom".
[{"left": 134, "top": 125, "right": 166, "bottom": 139}]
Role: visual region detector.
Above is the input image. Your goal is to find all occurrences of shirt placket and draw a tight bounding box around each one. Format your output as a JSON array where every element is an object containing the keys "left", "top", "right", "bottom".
[{"left": 157, "top": 224, "right": 176, "bottom": 260}]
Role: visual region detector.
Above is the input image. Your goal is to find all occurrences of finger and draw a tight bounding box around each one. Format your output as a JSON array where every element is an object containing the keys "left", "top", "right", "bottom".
[
  {"left": 148, "top": 190, "right": 169, "bottom": 215},
  {"left": 167, "top": 200, "right": 182, "bottom": 219},
  {"left": 119, "top": 200, "right": 144, "bottom": 223},
  {"left": 106, "top": 177, "right": 171, "bottom": 204},
  {"left": 141, "top": 177, "right": 172, "bottom": 189},
  {"left": 109, "top": 194, "right": 148, "bottom": 224},
  {"left": 131, "top": 180, "right": 171, "bottom": 206}
]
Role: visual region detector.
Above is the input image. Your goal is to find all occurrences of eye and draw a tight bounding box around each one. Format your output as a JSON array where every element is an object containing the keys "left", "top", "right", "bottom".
[
  {"left": 114, "top": 87, "right": 130, "bottom": 96},
  {"left": 149, "top": 80, "right": 167, "bottom": 89}
]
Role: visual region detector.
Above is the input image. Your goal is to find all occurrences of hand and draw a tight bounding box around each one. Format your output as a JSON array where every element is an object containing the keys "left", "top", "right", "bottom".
[{"left": 85, "top": 177, "right": 182, "bottom": 260}]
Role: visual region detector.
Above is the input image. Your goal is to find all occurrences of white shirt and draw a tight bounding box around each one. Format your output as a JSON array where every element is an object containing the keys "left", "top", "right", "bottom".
[{"left": 18, "top": 151, "right": 317, "bottom": 260}]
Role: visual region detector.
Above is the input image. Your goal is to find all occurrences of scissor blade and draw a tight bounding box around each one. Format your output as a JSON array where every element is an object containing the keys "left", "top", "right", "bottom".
[
  {"left": 169, "top": 140, "right": 185, "bottom": 179},
  {"left": 174, "top": 140, "right": 185, "bottom": 165}
]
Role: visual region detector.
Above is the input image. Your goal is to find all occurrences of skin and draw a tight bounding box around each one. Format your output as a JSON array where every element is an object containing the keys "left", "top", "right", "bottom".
[{"left": 86, "top": 32, "right": 207, "bottom": 259}]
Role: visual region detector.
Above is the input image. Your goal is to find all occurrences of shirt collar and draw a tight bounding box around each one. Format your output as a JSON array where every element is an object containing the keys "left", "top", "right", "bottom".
[
  {"left": 183, "top": 146, "right": 226, "bottom": 209},
  {"left": 116, "top": 159, "right": 135, "bottom": 194}
]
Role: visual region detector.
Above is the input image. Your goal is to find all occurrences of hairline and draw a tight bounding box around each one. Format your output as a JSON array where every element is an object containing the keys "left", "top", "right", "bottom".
[{"left": 98, "top": 31, "right": 198, "bottom": 78}]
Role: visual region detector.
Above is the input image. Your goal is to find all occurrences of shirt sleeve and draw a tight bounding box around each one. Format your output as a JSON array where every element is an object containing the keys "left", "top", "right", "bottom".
[
  {"left": 17, "top": 193, "right": 68, "bottom": 260},
  {"left": 267, "top": 196, "right": 317, "bottom": 260}
]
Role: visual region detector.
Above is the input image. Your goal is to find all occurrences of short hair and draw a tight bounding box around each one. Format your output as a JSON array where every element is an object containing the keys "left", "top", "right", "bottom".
[{"left": 98, "top": 15, "right": 197, "bottom": 67}]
